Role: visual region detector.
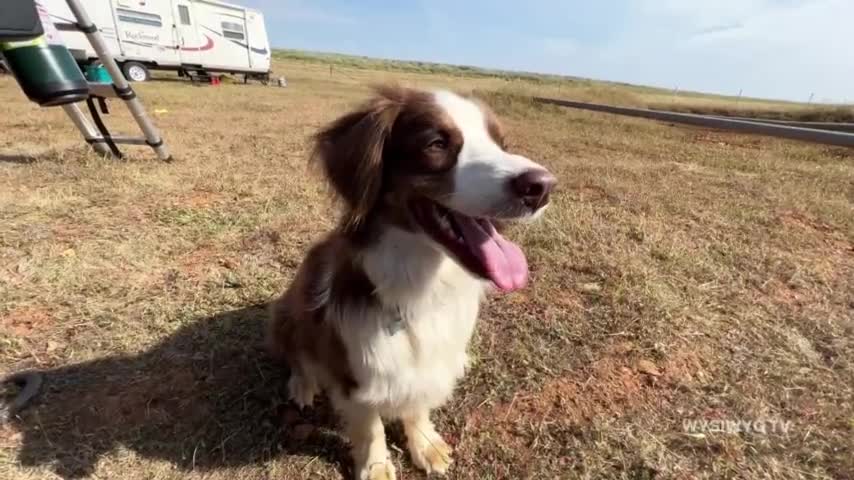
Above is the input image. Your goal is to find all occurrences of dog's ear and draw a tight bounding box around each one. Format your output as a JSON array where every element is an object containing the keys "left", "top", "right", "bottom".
[{"left": 312, "top": 91, "right": 402, "bottom": 232}]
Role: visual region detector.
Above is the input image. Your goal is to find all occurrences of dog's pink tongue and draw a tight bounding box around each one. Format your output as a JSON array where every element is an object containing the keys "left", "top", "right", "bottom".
[{"left": 452, "top": 214, "right": 528, "bottom": 292}]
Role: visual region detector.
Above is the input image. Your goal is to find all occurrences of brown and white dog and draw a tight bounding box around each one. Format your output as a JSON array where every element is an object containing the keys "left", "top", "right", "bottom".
[{"left": 268, "top": 85, "right": 556, "bottom": 480}]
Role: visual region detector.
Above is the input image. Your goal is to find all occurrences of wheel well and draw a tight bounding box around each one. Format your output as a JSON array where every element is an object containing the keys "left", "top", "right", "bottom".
[{"left": 120, "top": 61, "right": 160, "bottom": 69}]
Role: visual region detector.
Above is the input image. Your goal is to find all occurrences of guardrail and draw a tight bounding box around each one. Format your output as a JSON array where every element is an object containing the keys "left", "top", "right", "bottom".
[
  {"left": 534, "top": 97, "right": 854, "bottom": 148},
  {"left": 705, "top": 116, "right": 854, "bottom": 133}
]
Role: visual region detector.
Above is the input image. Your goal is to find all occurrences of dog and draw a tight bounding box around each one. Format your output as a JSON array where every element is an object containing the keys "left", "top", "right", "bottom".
[{"left": 268, "top": 85, "right": 556, "bottom": 480}]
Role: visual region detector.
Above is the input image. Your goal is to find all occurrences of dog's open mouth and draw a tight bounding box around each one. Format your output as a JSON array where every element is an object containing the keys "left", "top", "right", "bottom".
[{"left": 411, "top": 199, "right": 528, "bottom": 292}]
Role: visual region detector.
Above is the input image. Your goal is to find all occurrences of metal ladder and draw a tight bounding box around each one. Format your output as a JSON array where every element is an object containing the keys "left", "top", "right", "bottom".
[{"left": 59, "top": 0, "right": 171, "bottom": 161}]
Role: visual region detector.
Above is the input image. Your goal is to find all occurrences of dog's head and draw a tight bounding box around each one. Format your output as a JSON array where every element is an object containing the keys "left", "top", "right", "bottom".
[{"left": 313, "top": 85, "right": 556, "bottom": 292}]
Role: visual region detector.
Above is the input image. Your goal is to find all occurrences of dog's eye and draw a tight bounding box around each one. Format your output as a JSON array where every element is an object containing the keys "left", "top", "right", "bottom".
[{"left": 426, "top": 138, "right": 447, "bottom": 151}]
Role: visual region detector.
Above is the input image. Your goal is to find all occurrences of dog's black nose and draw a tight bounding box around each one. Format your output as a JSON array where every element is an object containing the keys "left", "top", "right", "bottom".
[{"left": 511, "top": 169, "right": 557, "bottom": 209}]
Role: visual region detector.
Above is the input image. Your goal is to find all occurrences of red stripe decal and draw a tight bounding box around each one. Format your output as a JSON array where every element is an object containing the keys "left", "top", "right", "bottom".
[{"left": 180, "top": 34, "right": 214, "bottom": 51}]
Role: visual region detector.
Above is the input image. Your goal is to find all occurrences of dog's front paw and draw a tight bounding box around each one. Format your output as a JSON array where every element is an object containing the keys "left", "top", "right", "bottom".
[
  {"left": 409, "top": 434, "right": 453, "bottom": 476},
  {"left": 358, "top": 459, "right": 397, "bottom": 480},
  {"left": 287, "top": 373, "right": 318, "bottom": 408}
]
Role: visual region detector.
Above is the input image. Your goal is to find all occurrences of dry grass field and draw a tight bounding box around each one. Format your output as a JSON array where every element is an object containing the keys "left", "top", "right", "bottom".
[
  {"left": 1, "top": 55, "right": 853, "bottom": 480},
  {"left": 275, "top": 50, "right": 854, "bottom": 123}
]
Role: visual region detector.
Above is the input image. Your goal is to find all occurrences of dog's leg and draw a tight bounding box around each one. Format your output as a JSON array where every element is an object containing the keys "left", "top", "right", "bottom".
[
  {"left": 287, "top": 360, "right": 319, "bottom": 409},
  {"left": 339, "top": 401, "right": 396, "bottom": 480},
  {"left": 402, "top": 409, "right": 453, "bottom": 475}
]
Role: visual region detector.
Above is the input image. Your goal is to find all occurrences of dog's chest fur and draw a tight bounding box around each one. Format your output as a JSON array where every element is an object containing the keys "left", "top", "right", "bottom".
[{"left": 336, "top": 227, "right": 485, "bottom": 415}]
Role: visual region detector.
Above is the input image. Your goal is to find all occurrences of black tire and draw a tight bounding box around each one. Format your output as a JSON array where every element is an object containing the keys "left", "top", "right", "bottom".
[{"left": 121, "top": 61, "right": 150, "bottom": 82}]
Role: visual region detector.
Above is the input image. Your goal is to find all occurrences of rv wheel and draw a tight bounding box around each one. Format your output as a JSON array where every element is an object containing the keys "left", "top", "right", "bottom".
[{"left": 122, "top": 62, "right": 150, "bottom": 82}]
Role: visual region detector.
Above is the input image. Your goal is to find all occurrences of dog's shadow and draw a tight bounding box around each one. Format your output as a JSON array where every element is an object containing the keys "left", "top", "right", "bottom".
[{"left": 10, "top": 304, "right": 350, "bottom": 479}]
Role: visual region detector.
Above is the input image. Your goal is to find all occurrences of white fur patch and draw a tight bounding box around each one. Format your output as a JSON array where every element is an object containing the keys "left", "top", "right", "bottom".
[
  {"left": 432, "top": 90, "right": 544, "bottom": 219},
  {"left": 333, "top": 227, "right": 484, "bottom": 417}
]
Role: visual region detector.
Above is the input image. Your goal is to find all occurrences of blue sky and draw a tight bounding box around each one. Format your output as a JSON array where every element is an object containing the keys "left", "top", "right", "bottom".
[{"left": 242, "top": 0, "right": 853, "bottom": 102}]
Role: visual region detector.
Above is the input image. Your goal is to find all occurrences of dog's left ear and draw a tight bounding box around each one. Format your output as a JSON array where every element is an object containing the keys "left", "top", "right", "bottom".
[{"left": 312, "top": 90, "right": 403, "bottom": 232}]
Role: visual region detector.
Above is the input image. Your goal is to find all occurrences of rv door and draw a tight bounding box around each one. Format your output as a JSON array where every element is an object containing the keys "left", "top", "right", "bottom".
[{"left": 172, "top": 0, "right": 205, "bottom": 65}]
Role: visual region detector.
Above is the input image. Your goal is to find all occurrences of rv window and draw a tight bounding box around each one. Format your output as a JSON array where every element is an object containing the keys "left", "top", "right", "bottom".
[
  {"left": 221, "top": 22, "right": 244, "bottom": 32},
  {"left": 221, "top": 21, "right": 245, "bottom": 40},
  {"left": 223, "top": 30, "right": 245, "bottom": 40},
  {"left": 178, "top": 6, "right": 191, "bottom": 25},
  {"left": 116, "top": 8, "right": 162, "bottom": 28}
]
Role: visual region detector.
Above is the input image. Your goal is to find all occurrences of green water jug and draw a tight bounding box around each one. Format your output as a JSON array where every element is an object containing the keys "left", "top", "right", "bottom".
[
  {"left": 1, "top": 37, "right": 90, "bottom": 107},
  {"left": 0, "top": 0, "right": 89, "bottom": 107}
]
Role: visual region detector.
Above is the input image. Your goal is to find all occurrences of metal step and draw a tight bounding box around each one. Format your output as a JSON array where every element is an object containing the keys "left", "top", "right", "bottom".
[
  {"left": 87, "top": 136, "right": 150, "bottom": 146},
  {"left": 87, "top": 82, "right": 117, "bottom": 98}
]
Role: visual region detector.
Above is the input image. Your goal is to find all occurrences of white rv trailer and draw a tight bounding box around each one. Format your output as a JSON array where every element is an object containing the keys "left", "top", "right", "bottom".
[{"left": 42, "top": 0, "right": 271, "bottom": 82}]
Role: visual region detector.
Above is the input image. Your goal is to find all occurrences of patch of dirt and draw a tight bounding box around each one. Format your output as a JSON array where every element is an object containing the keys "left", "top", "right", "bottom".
[
  {"left": 565, "top": 184, "right": 617, "bottom": 203},
  {"left": 173, "top": 190, "right": 224, "bottom": 209},
  {"left": 781, "top": 210, "right": 852, "bottom": 249},
  {"left": 240, "top": 222, "right": 328, "bottom": 254},
  {"left": 779, "top": 210, "right": 836, "bottom": 234},
  {"left": 0, "top": 306, "right": 53, "bottom": 336},
  {"left": 176, "top": 246, "right": 238, "bottom": 280},
  {"left": 240, "top": 227, "right": 282, "bottom": 249},
  {"left": 462, "top": 346, "right": 708, "bottom": 456},
  {"left": 766, "top": 279, "right": 808, "bottom": 308},
  {"left": 689, "top": 131, "right": 762, "bottom": 150},
  {"left": 50, "top": 223, "right": 95, "bottom": 243},
  {"left": 554, "top": 290, "right": 585, "bottom": 310}
]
